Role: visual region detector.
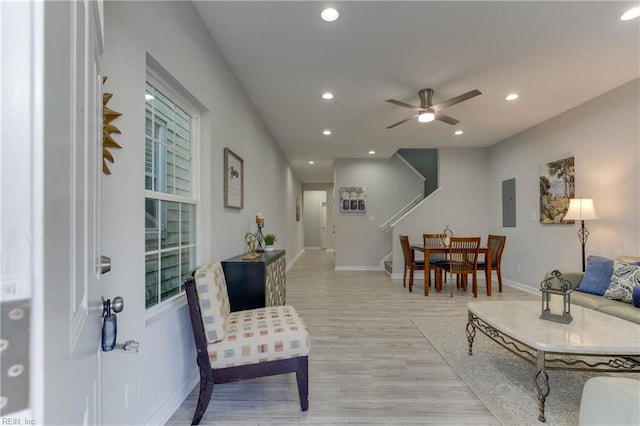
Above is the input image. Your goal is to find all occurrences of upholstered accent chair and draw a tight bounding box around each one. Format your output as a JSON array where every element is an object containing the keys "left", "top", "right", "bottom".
[
  {"left": 185, "top": 261, "right": 309, "bottom": 425},
  {"left": 477, "top": 235, "right": 506, "bottom": 293},
  {"left": 399, "top": 235, "right": 426, "bottom": 293}
]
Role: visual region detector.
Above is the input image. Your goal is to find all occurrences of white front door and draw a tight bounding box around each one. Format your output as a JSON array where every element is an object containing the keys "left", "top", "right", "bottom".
[{"left": 27, "top": 1, "right": 104, "bottom": 423}]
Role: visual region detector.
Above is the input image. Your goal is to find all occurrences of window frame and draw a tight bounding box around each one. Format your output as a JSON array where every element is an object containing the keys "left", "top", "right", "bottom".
[{"left": 144, "top": 71, "right": 200, "bottom": 318}]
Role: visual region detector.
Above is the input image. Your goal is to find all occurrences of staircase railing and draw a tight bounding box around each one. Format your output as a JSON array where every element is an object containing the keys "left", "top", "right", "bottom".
[{"left": 380, "top": 193, "right": 423, "bottom": 231}]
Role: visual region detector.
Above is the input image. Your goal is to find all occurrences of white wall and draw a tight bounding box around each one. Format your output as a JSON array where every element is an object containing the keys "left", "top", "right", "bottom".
[
  {"left": 488, "top": 79, "right": 640, "bottom": 290},
  {"left": 301, "top": 183, "right": 335, "bottom": 250},
  {"left": 101, "top": 2, "right": 302, "bottom": 424},
  {"left": 334, "top": 156, "right": 424, "bottom": 268},
  {"left": 392, "top": 148, "right": 490, "bottom": 276}
]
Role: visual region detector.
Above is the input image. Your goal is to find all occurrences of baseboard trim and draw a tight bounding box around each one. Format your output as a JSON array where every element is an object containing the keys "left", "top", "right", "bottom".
[
  {"left": 145, "top": 369, "right": 199, "bottom": 425},
  {"left": 326, "top": 248, "right": 335, "bottom": 253},
  {"left": 503, "top": 279, "right": 538, "bottom": 295},
  {"left": 286, "top": 249, "right": 305, "bottom": 272},
  {"left": 335, "top": 266, "right": 384, "bottom": 271}
]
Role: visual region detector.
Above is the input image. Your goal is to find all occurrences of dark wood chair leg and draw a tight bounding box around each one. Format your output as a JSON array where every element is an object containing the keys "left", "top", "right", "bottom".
[
  {"left": 497, "top": 269, "right": 503, "bottom": 292},
  {"left": 192, "top": 366, "right": 214, "bottom": 425},
  {"left": 296, "top": 356, "right": 309, "bottom": 411},
  {"left": 409, "top": 267, "right": 414, "bottom": 292},
  {"left": 472, "top": 273, "right": 478, "bottom": 298},
  {"left": 403, "top": 267, "right": 407, "bottom": 288}
]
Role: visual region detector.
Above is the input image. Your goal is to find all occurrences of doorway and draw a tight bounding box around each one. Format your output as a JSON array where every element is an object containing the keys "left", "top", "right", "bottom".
[{"left": 302, "top": 191, "right": 326, "bottom": 249}]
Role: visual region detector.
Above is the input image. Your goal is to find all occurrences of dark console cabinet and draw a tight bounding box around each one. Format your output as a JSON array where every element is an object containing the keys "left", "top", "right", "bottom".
[{"left": 221, "top": 250, "right": 286, "bottom": 312}]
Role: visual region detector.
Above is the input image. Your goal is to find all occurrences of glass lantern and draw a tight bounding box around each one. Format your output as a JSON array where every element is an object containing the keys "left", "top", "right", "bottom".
[{"left": 540, "top": 270, "right": 573, "bottom": 324}]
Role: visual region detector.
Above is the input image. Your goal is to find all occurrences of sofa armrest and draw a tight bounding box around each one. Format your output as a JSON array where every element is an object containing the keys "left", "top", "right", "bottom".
[{"left": 543, "top": 270, "right": 584, "bottom": 289}]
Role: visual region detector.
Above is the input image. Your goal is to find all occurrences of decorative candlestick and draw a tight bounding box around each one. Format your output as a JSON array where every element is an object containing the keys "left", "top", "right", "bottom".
[{"left": 255, "top": 213, "right": 265, "bottom": 252}]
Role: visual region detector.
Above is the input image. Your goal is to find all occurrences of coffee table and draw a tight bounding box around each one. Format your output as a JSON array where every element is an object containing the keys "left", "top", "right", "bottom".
[{"left": 466, "top": 301, "right": 640, "bottom": 422}]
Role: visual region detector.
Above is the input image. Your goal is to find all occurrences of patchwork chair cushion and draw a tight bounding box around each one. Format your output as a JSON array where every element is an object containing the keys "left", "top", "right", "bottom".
[
  {"left": 194, "top": 261, "right": 231, "bottom": 343},
  {"left": 208, "top": 305, "right": 310, "bottom": 368},
  {"left": 185, "top": 261, "right": 310, "bottom": 425}
]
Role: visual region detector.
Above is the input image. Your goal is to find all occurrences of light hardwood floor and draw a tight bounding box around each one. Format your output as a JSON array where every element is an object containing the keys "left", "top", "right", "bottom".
[{"left": 167, "top": 250, "right": 537, "bottom": 425}]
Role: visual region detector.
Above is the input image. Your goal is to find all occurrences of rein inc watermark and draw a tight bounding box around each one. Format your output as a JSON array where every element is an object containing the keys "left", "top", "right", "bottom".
[{"left": 1, "top": 418, "right": 35, "bottom": 425}]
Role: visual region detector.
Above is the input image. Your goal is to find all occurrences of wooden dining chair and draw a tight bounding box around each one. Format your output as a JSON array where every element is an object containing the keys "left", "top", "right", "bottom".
[
  {"left": 399, "top": 235, "right": 425, "bottom": 293},
  {"left": 477, "top": 235, "right": 506, "bottom": 293},
  {"left": 437, "top": 237, "right": 481, "bottom": 297},
  {"left": 423, "top": 233, "right": 447, "bottom": 293}
]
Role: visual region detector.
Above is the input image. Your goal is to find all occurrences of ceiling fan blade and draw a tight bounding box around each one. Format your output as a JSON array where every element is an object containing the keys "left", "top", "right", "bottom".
[
  {"left": 386, "top": 114, "right": 418, "bottom": 129},
  {"left": 431, "top": 89, "right": 481, "bottom": 112},
  {"left": 434, "top": 111, "right": 459, "bottom": 125},
  {"left": 385, "top": 99, "right": 421, "bottom": 110}
]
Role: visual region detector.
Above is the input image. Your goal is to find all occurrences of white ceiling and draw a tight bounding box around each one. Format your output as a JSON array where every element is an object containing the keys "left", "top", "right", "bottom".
[{"left": 193, "top": 1, "right": 640, "bottom": 183}]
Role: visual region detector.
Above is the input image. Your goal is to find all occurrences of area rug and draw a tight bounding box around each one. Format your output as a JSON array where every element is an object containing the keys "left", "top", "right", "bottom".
[{"left": 411, "top": 314, "right": 638, "bottom": 426}]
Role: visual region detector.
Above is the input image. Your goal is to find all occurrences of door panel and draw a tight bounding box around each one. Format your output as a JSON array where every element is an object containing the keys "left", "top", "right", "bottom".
[{"left": 40, "top": 0, "right": 103, "bottom": 423}]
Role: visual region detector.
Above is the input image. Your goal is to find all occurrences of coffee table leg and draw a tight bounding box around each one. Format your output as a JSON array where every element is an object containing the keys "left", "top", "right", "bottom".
[
  {"left": 466, "top": 312, "right": 476, "bottom": 355},
  {"left": 534, "top": 350, "right": 550, "bottom": 422}
]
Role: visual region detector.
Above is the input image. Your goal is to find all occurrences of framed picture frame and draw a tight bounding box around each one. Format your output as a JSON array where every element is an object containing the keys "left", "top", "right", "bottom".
[
  {"left": 224, "top": 148, "right": 244, "bottom": 209},
  {"left": 339, "top": 186, "right": 367, "bottom": 213},
  {"left": 539, "top": 156, "right": 575, "bottom": 224}
]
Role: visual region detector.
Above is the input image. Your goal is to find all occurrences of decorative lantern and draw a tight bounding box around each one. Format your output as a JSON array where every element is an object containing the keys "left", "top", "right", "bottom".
[
  {"left": 540, "top": 270, "right": 573, "bottom": 324},
  {"left": 441, "top": 225, "right": 454, "bottom": 247}
]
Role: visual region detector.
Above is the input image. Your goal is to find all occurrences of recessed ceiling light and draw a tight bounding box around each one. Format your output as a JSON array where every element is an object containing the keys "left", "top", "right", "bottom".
[
  {"left": 321, "top": 8, "right": 339, "bottom": 22},
  {"left": 322, "top": 129, "right": 332, "bottom": 136},
  {"left": 368, "top": 151, "right": 375, "bottom": 155},
  {"left": 145, "top": 93, "right": 154, "bottom": 101},
  {"left": 322, "top": 92, "right": 334, "bottom": 100},
  {"left": 454, "top": 130, "right": 464, "bottom": 135},
  {"left": 621, "top": 7, "right": 640, "bottom": 21},
  {"left": 505, "top": 93, "right": 519, "bottom": 101},
  {"left": 308, "top": 161, "right": 315, "bottom": 165}
]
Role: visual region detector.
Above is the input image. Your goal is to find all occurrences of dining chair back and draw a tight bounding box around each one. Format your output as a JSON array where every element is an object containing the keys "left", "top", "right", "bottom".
[
  {"left": 423, "top": 234, "right": 447, "bottom": 293},
  {"left": 439, "top": 237, "right": 481, "bottom": 297},
  {"left": 478, "top": 235, "right": 506, "bottom": 293},
  {"left": 399, "top": 235, "right": 425, "bottom": 293}
]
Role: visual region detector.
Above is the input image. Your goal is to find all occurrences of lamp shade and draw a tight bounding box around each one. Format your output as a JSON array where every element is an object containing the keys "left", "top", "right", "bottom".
[{"left": 564, "top": 198, "right": 599, "bottom": 221}]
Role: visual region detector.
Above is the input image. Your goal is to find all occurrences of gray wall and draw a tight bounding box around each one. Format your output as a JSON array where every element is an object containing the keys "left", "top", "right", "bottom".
[
  {"left": 334, "top": 156, "right": 424, "bottom": 268},
  {"left": 101, "top": 2, "right": 303, "bottom": 424},
  {"left": 488, "top": 79, "right": 640, "bottom": 290},
  {"left": 397, "top": 149, "right": 439, "bottom": 194},
  {"left": 392, "top": 148, "right": 490, "bottom": 275}
]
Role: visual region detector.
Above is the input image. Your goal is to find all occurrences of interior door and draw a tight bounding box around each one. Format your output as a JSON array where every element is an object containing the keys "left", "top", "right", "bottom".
[
  {"left": 39, "top": 1, "right": 104, "bottom": 423},
  {"left": 321, "top": 202, "right": 327, "bottom": 249}
]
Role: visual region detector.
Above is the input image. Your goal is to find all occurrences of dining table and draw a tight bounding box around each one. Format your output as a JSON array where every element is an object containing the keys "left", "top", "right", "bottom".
[{"left": 412, "top": 244, "right": 493, "bottom": 296}]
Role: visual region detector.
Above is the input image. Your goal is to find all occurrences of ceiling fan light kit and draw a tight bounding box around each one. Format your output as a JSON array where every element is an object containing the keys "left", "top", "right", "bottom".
[
  {"left": 386, "top": 87, "right": 481, "bottom": 129},
  {"left": 418, "top": 110, "right": 435, "bottom": 123}
]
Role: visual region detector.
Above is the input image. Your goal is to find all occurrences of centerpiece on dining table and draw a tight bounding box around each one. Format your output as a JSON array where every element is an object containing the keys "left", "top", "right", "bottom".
[{"left": 440, "top": 225, "right": 454, "bottom": 247}]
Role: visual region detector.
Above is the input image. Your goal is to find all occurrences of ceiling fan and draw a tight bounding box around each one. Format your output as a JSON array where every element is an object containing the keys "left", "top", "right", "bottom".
[{"left": 385, "top": 88, "right": 481, "bottom": 129}]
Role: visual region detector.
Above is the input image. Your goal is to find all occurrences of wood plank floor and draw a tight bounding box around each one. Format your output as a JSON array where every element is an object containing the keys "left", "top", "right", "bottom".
[{"left": 167, "top": 250, "right": 537, "bottom": 425}]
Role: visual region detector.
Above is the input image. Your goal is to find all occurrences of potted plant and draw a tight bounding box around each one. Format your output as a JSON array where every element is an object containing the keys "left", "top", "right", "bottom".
[{"left": 263, "top": 234, "right": 277, "bottom": 251}]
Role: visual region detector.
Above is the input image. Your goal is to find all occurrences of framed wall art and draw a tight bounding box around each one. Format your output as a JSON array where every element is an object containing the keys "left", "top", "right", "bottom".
[
  {"left": 224, "top": 148, "right": 244, "bottom": 209},
  {"left": 539, "top": 156, "right": 575, "bottom": 224},
  {"left": 339, "top": 186, "right": 366, "bottom": 213}
]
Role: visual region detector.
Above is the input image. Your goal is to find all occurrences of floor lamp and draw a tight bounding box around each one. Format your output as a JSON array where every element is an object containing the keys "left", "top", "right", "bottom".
[{"left": 563, "top": 198, "right": 599, "bottom": 272}]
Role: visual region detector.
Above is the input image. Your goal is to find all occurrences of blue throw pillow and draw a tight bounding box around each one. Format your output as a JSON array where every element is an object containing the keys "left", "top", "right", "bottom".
[
  {"left": 632, "top": 286, "right": 640, "bottom": 308},
  {"left": 577, "top": 256, "right": 613, "bottom": 296}
]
